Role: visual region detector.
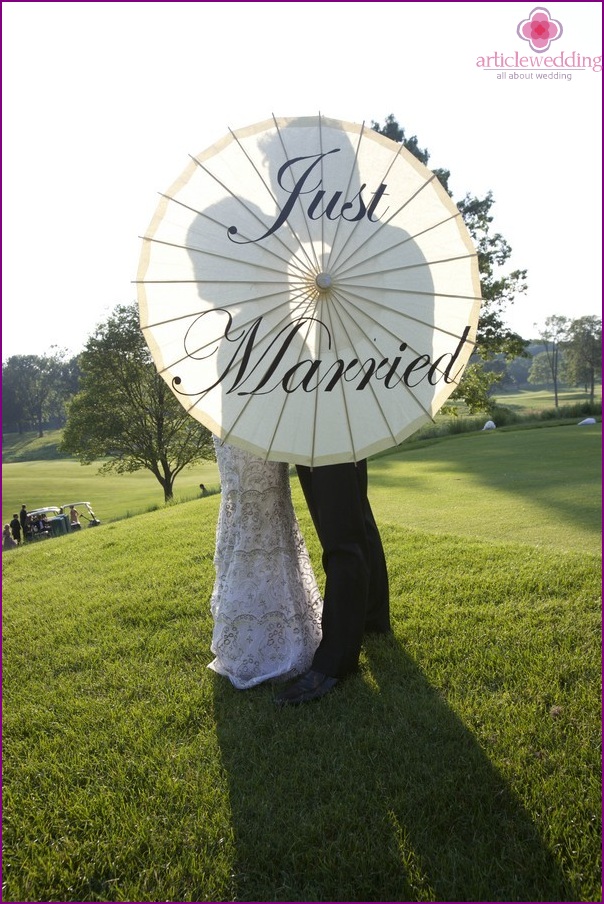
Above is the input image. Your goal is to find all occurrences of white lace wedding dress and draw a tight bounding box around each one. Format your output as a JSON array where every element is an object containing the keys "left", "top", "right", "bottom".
[{"left": 208, "top": 438, "right": 322, "bottom": 689}]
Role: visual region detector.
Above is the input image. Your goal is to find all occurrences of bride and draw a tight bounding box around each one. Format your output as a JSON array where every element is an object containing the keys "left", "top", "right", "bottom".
[{"left": 208, "top": 437, "right": 322, "bottom": 689}]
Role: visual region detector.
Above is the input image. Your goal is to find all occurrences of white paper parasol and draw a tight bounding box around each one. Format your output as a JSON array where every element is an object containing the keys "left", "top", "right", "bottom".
[{"left": 137, "top": 115, "right": 482, "bottom": 466}]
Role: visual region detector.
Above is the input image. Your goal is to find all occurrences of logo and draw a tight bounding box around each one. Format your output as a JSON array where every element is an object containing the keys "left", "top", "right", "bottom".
[
  {"left": 517, "top": 7, "right": 563, "bottom": 53},
  {"left": 475, "top": 4, "right": 601, "bottom": 75}
]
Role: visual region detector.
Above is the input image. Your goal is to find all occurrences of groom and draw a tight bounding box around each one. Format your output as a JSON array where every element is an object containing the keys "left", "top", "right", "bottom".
[{"left": 275, "top": 459, "right": 390, "bottom": 705}]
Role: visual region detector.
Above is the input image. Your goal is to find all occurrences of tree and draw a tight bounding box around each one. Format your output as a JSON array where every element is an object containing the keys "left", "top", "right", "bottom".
[
  {"left": 2, "top": 350, "right": 68, "bottom": 436},
  {"left": 533, "top": 315, "right": 570, "bottom": 406},
  {"left": 52, "top": 355, "right": 82, "bottom": 426},
  {"left": 372, "top": 114, "right": 452, "bottom": 193},
  {"left": 564, "top": 316, "right": 602, "bottom": 403},
  {"left": 371, "top": 115, "right": 528, "bottom": 413},
  {"left": 2, "top": 361, "right": 23, "bottom": 433},
  {"left": 502, "top": 352, "right": 533, "bottom": 388},
  {"left": 61, "top": 304, "right": 214, "bottom": 502},
  {"left": 528, "top": 350, "right": 560, "bottom": 388}
]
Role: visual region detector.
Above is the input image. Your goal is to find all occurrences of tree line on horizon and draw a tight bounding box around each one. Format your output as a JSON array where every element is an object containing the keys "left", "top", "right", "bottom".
[{"left": 3, "top": 117, "right": 602, "bottom": 502}]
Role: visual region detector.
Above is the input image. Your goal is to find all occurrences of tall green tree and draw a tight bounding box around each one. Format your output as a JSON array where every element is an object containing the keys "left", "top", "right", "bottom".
[
  {"left": 2, "top": 350, "right": 67, "bottom": 436},
  {"left": 2, "top": 361, "right": 23, "bottom": 433},
  {"left": 564, "top": 316, "right": 602, "bottom": 403},
  {"left": 371, "top": 115, "right": 528, "bottom": 413},
  {"left": 533, "top": 315, "right": 570, "bottom": 407},
  {"left": 61, "top": 304, "right": 214, "bottom": 502}
]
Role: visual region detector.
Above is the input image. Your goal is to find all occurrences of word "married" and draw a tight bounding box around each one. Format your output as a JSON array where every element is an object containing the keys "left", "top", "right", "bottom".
[{"left": 173, "top": 311, "right": 471, "bottom": 397}]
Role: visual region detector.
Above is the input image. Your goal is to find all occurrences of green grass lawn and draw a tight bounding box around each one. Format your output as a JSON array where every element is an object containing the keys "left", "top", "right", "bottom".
[
  {"left": 3, "top": 417, "right": 601, "bottom": 550},
  {"left": 2, "top": 429, "right": 68, "bottom": 462},
  {"left": 2, "top": 424, "right": 602, "bottom": 902},
  {"left": 371, "top": 422, "right": 601, "bottom": 554},
  {"left": 1, "top": 429, "right": 221, "bottom": 526},
  {"left": 1, "top": 459, "right": 221, "bottom": 527},
  {"left": 493, "top": 386, "right": 602, "bottom": 411}
]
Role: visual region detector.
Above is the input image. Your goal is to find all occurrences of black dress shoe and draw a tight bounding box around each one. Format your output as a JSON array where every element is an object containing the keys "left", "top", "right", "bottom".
[{"left": 274, "top": 669, "right": 339, "bottom": 705}]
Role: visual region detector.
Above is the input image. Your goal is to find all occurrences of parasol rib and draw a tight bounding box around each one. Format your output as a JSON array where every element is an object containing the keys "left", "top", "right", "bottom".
[
  {"left": 326, "top": 292, "right": 402, "bottom": 447},
  {"left": 153, "top": 191, "right": 312, "bottom": 280},
  {"left": 332, "top": 211, "right": 465, "bottom": 280},
  {"left": 139, "top": 281, "right": 308, "bottom": 336},
  {"left": 327, "top": 286, "right": 477, "bottom": 383},
  {"left": 146, "top": 282, "right": 318, "bottom": 377},
  {"left": 208, "top": 292, "right": 320, "bottom": 452},
  {"left": 326, "top": 127, "right": 408, "bottom": 275},
  {"left": 190, "top": 152, "right": 319, "bottom": 275},
  {"left": 271, "top": 115, "right": 322, "bottom": 274},
  {"left": 326, "top": 139, "right": 422, "bottom": 274},
  {"left": 251, "top": 311, "right": 320, "bottom": 462},
  {"left": 318, "top": 292, "right": 359, "bottom": 462},
  {"left": 137, "top": 234, "right": 309, "bottom": 285},
  {"left": 323, "top": 119, "right": 367, "bottom": 275},
  {"left": 337, "top": 284, "right": 479, "bottom": 343},
  {"left": 329, "top": 286, "right": 439, "bottom": 425}
]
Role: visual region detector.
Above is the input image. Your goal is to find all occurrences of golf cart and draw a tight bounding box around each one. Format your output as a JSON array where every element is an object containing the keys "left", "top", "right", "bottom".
[
  {"left": 26, "top": 506, "right": 63, "bottom": 540},
  {"left": 59, "top": 502, "right": 101, "bottom": 530}
]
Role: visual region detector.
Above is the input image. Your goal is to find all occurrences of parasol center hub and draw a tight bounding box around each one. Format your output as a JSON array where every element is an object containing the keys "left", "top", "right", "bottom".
[{"left": 315, "top": 272, "right": 333, "bottom": 292}]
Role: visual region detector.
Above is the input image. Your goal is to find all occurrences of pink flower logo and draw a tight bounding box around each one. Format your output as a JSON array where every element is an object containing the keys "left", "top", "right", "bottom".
[{"left": 517, "top": 7, "right": 563, "bottom": 52}]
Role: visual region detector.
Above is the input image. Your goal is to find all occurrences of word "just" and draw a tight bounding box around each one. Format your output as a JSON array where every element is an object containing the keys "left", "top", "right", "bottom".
[{"left": 227, "top": 149, "right": 389, "bottom": 244}]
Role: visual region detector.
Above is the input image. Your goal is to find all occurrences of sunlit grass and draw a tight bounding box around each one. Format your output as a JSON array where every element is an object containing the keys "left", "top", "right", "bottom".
[
  {"left": 2, "top": 423, "right": 602, "bottom": 902},
  {"left": 370, "top": 423, "right": 601, "bottom": 554},
  {"left": 1, "top": 458, "right": 220, "bottom": 526},
  {"left": 494, "top": 385, "right": 602, "bottom": 410}
]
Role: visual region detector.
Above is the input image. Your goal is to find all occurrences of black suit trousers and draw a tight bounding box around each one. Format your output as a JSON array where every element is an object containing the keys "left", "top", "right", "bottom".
[{"left": 296, "top": 460, "right": 390, "bottom": 678}]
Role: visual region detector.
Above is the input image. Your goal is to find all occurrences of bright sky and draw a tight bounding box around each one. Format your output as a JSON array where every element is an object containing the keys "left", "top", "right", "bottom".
[{"left": 2, "top": 1, "right": 601, "bottom": 359}]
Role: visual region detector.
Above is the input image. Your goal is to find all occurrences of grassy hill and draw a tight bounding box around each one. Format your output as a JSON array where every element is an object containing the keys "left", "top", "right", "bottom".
[
  {"left": 3, "top": 419, "right": 601, "bottom": 552},
  {"left": 1, "top": 457, "right": 221, "bottom": 527},
  {"left": 2, "top": 429, "right": 69, "bottom": 462},
  {"left": 2, "top": 423, "right": 601, "bottom": 901},
  {"left": 3, "top": 383, "right": 599, "bottom": 523}
]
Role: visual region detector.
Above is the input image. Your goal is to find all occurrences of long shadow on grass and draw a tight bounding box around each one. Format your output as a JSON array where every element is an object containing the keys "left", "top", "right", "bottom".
[{"left": 212, "top": 635, "right": 576, "bottom": 903}]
